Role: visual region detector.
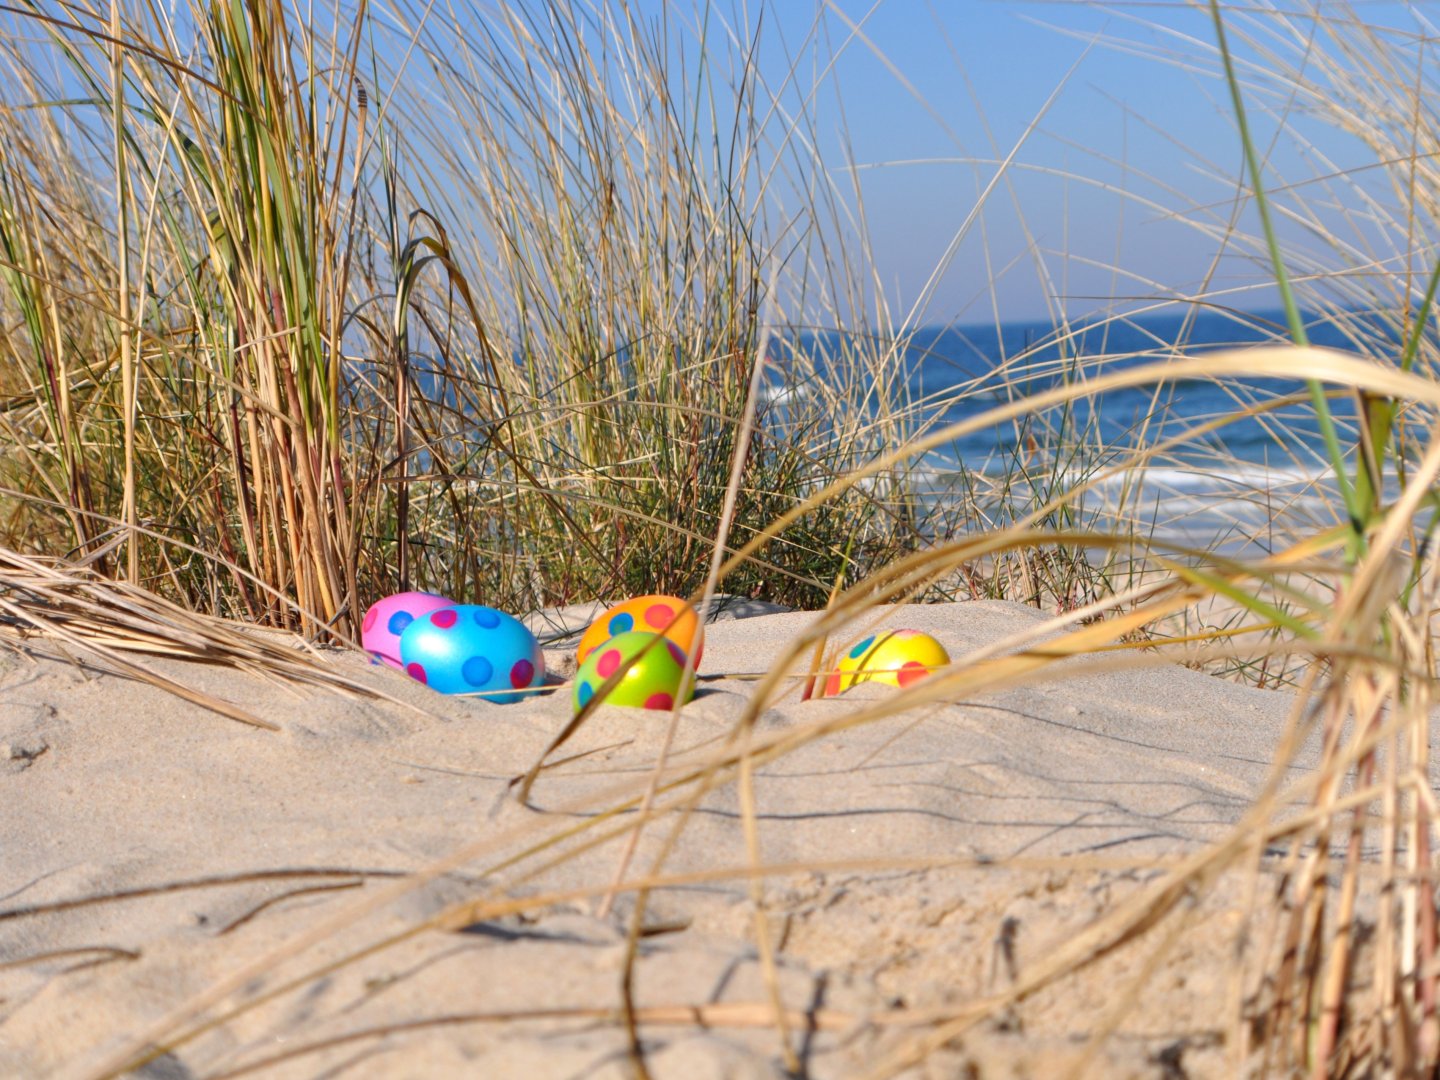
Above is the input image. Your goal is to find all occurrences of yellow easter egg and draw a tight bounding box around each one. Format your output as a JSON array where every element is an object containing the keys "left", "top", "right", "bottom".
[{"left": 823, "top": 629, "right": 949, "bottom": 697}]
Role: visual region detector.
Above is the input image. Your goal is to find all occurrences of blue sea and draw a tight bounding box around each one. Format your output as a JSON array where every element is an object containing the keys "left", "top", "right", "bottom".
[{"left": 786, "top": 307, "right": 1416, "bottom": 553}]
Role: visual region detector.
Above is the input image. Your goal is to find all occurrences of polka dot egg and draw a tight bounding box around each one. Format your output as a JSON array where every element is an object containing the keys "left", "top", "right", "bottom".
[
  {"left": 361, "top": 591, "right": 456, "bottom": 669},
  {"left": 399, "top": 604, "right": 545, "bottom": 703},
  {"left": 572, "top": 631, "right": 696, "bottom": 714},
  {"left": 575, "top": 594, "right": 703, "bottom": 667},
  {"left": 823, "top": 629, "right": 949, "bottom": 698}
]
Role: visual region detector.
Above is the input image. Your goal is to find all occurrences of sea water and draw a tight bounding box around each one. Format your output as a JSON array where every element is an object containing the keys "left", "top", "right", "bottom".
[{"left": 786, "top": 308, "right": 1418, "bottom": 555}]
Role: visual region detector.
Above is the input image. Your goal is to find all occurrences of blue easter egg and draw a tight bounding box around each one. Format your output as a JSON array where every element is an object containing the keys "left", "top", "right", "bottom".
[{"left": 398, "top": 604, "right": 545, "bottom": 702}]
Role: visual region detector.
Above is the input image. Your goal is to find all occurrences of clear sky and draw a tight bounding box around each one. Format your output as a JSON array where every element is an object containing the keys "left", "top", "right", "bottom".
[
  {"left": 11, "top": 0, "right": 1430, "bottom": 330},
  {"left": 697, "top": 1, "right": 1437, "bottom": 326},
  {"left": 354, "top": 0, "right": 1436, "bottom": 328}
]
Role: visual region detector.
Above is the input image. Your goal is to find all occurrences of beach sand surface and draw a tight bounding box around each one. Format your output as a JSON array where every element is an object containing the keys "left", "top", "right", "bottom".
[{"left": 0, "top": 600, "right": 1317, "bottom": 1078}]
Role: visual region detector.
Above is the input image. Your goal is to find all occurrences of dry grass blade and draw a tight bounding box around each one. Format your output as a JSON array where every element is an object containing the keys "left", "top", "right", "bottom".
[
  {"left": 0, "top": 545, "right": 416, "bottom": 725},
  {"left": 207, "top": 1001, "right": 879, "bottom": 1080},
  {"left": 0, "top": 946, "right": 141, "bottom": 974},
  {"left": 0, "top": 591, "right": 278, "bottom": 730},
  {"left": 0, "top": 868, "right": 402, "bottom": 924}
]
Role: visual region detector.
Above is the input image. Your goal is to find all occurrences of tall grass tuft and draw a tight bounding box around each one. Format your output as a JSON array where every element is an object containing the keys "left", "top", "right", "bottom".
[
  {"left": 0, "top": 0, "right": 373, "bottom": 632},
  {"left": 0, "top": 0, "right": 945, "bottom": 631}
]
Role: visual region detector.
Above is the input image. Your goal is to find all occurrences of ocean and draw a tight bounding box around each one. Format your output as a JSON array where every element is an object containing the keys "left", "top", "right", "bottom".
[{"left": 795, "top": 308, "right": 1413, "bottom": 553}]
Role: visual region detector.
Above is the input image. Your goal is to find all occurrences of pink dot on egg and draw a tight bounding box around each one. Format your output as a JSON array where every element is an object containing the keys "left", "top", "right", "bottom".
[
  {"left": 597, "top": 649, "right": 622, "bottom": 678},
  {"left": 666, "top": 641, "right": 687, "bottom": 667},
  {"left": 643, "top": 603, "right": 675, "bottom": 629},
  {"left": 431, "top": 609, "right": 458, "bottom": 630},
  {"left": 362, "top": 607, "right": 378, "bottom": 632},
  {"left": 510, "top": 659, "right": 534, "bottom": 689},
  {"left": 407, "top": 662, "right": 428, "bottom": 684},
  {"left": 897, "top": 661, "right": 929, "bottom": 687},
  {"left": 644, "top": 692, "right": 674, "bottom": 710}
]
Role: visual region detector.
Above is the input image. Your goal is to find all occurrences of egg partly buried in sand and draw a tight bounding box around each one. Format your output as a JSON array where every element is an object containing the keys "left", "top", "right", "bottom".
[
  {"left": 361, "top": 591, "right": 456, "bottom": 669},
  {"left": 823, "top": 629, "right": 950, "bottom": 697},
  {"left": 572, "top": 631, "right": 696, "bottom": 714},
  {"left": 575, "top": 594, "right": 703, "bottom": 667},
  {"left": 399, "top": 604, "right": 545, "bottom": 702}
]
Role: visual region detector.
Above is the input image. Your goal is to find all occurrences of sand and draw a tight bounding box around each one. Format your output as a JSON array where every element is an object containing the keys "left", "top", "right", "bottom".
[{"left": 0, "top": 599, "right": 1312, "bottom": 1078}]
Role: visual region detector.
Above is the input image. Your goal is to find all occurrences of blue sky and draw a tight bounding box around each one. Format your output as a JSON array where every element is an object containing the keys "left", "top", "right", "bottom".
[
  {"left": 350, "top": 0, "right": 1438, "bottom": 328},
  {"left": 716, "top": 1, "right": 1437, "bottom": 325},
  {"left": 11, "top": 0, "right": 1430, "bottom": 330}
]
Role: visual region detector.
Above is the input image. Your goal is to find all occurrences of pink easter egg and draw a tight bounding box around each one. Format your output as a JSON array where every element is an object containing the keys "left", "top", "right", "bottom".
[{"left": 361, "top": 591, "right": 456, "bottom": 669}]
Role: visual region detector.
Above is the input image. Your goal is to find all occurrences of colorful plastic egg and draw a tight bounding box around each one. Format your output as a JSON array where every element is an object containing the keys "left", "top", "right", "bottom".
[
  {"left": 572, "top": 631, "right": 696, "bottom": 714},
  {"left": 575, "top": 595, "right": 703, "bottom": 667},
  {"left": 398, "top": 604, "right": 545, "bottom": 702},
  {"left": 823, "top": 629, "right": 949, "bottom": 697},
  {"left": 361, "top": 591, "right": 456, "bottom": 669}
]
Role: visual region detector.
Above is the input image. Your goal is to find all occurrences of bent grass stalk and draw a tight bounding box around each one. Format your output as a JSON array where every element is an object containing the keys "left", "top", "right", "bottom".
[{"left": 1208, "top": 1, "right": 1352, "bottom": 497}]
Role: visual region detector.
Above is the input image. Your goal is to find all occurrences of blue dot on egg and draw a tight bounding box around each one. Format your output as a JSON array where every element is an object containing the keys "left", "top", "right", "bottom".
[
  {"left": 609, "top": 612, "right": 635, "bottom": 635},
  {"left": 473, "top": 608, "right": 501, "bottom": 629},
  {"left": 462, "top": 655, "right": 494, "bottom": 686},
  {"left": 578, "top": 682, "right": 594, "bottom": 707},
  {"left": 849, "top": 636, "right": 874, "bottom": 660},
  {"left": 388, "top": 610, "right": 415, "bottom": 636}
]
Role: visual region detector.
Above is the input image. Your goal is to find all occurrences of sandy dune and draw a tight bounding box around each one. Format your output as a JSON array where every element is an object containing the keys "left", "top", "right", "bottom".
[{"left": 0, "top": 600, "right": 1310, "bottom": 1078}]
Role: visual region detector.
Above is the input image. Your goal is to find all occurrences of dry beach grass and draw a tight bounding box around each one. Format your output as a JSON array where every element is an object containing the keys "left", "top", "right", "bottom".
[{"left": 3, "top": 0, "right": 1440, "bottom": 1076}]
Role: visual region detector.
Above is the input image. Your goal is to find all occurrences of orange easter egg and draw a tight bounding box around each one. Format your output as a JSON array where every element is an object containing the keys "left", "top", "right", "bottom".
[{"left": 576, "top": 595, "right": 703, "bottom": 667}]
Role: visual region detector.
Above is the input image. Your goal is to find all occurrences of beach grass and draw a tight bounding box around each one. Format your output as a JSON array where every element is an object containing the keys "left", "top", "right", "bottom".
[
  {"left": 0, "top": 0, "right": 972, "bottom": 633},
  {"left": 1, "top": 0, "right": 1439, "bottom": 1076}
]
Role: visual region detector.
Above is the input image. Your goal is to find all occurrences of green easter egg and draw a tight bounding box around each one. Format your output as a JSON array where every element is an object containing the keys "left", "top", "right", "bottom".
[{"left": 572, "top": 631, "right": 695, "bottom": 714}]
